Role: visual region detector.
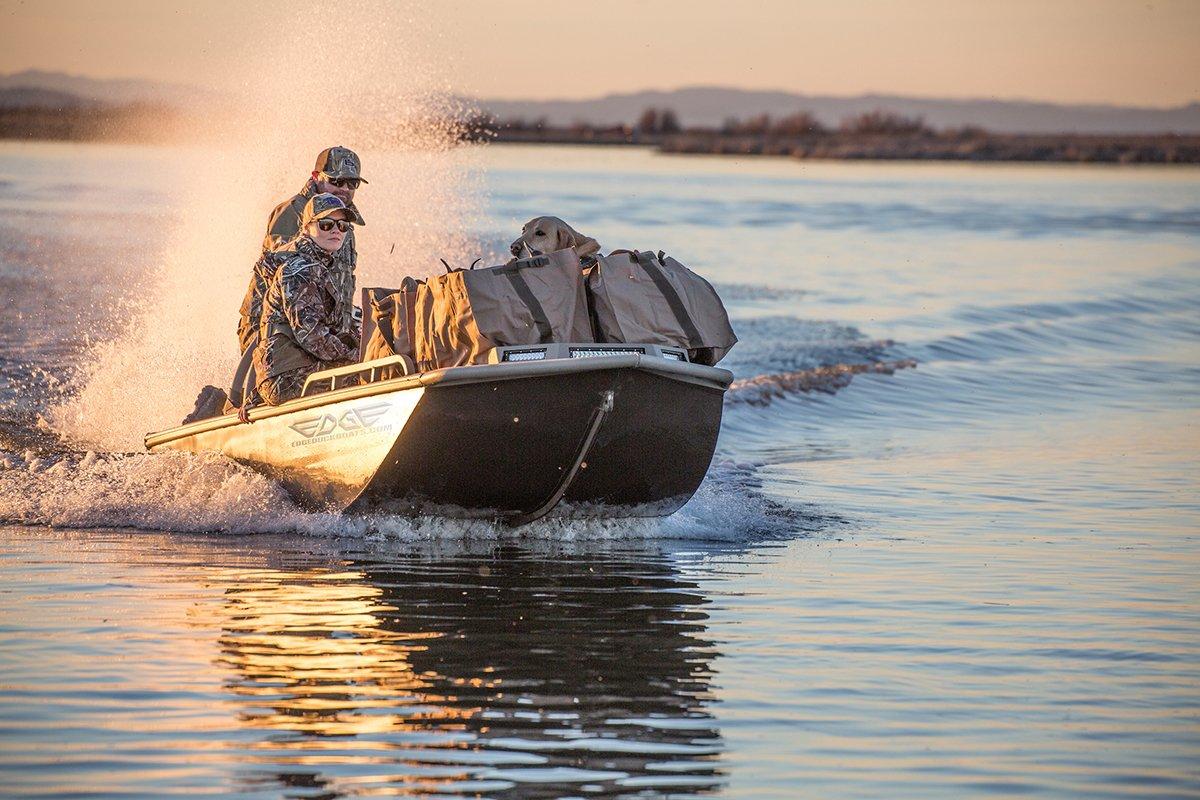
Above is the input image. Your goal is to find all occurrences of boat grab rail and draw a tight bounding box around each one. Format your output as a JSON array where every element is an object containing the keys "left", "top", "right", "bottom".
[{"left": 302, "top": 354, "right": 416, "bottom": 397}]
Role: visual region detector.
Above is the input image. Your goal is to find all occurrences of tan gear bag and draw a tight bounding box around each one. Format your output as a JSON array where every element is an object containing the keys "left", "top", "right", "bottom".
[
  {"left": 586, "top": 250, "right": 737, "bottom": 365},
  {"left": 415, "top": 248, "right": 593, "bottom": 370},
  {"left": 360, "top": 277, "right": 424, "bottom": 364}
]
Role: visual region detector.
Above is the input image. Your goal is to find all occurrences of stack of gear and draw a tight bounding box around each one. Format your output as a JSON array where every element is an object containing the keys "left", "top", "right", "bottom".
[
  {"left": 415, "top": 249, "right": 593, "bottom": 369},
  {"left": 360, "top": 248, "right": 594, "bottom": 371},
  {"left": 360, "top": 246, "right": 736, "bottom": 372},
  {"left": 586, "top": 250, "right": 737, "bottom": 365}
]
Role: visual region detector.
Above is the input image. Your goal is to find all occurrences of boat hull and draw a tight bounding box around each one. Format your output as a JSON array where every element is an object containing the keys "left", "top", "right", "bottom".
[{"left": 146, "top": 356, "right": 730, "bottom": 521}]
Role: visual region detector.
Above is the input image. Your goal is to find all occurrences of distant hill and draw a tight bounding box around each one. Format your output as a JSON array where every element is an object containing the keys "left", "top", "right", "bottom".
[
  {"left": 2, "top": 71, "right": 1198, "bottom": 134},
  {"left": 0, "top": 87, "right": 96, "bottom": 110},
  {"left": 0, "top": 69, "right": 217, "bottom": 108},
  {"left": 478, "top": 87, "right": 1200, "bottom": 135}
]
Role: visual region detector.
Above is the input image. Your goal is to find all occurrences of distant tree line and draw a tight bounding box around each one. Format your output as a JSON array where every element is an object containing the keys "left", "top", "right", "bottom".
[
  {"left": 0, "top": 102, "right": 187, "bottom": 142},
  {"left": 635, "top": 108, "right": 682, "bottom": 135},
  {"left": 2, "top": 101, "right": 1196, "bottom": 163},
  {"left": 464, "top": 105, "right": 1199, "bottom": 163},
  {"left": 466, "top": 106, "right": 944, "bottom": 139}
]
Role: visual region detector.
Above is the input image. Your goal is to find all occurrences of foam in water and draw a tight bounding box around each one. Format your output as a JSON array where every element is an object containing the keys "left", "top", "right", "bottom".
[{"left": 0, "top": 446, "right": 812, "bottom": 542}]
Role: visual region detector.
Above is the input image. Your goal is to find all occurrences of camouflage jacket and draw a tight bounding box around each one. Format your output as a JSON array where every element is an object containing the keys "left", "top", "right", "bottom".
[
  {"left": 238, "top": 179, "right": 361, "bottom": 352},
  {"left": 237, "top": 248, "right": 288, "bottom": 354},
  {"left": 253, "top": 235, "right": 361, "bottom": 380}
]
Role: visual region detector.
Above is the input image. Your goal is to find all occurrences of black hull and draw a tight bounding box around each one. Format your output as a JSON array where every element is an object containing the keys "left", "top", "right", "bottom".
[
  {"left": 354, "top": 366, "right": 724, "bottom": 518},
  {"left": 146, "top": 356, "right": 731, "bottom": 523}
]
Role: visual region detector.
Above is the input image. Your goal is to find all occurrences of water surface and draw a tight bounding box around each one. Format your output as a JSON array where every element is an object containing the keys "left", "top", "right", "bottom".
[{"left": 1, "top": 143, "right": 1198, "bottom": 797}]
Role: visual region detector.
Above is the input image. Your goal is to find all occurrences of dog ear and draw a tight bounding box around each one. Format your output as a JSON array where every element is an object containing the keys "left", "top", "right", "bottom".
[
  {"left": 550, "top": 218, "right": 579, "bottom": 249},
  {"left": 572, "top": 235, "right": 601, "bottom": 258},
  {"left": 553, "top": 223, "right": 575, "bottom": 251},
  {"left": 553, "top": 218, "right": 601, "bottom": 258}
]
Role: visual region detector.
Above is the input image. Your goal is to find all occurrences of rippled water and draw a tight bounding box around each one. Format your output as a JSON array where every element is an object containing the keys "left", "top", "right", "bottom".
[{"left": 1, "top": 142, "right": 1198, "bottom": 797}]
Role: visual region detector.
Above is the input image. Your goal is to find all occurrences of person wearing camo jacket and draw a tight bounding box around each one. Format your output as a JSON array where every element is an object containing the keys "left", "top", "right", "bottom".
[
  {"left": 252, "top": 193, "right": 362, "bottom": 407},
  {"left": 236, "top": 146, "right": 367, "bottom": 357},
  {"left": 228, "top": 146, "right": 367, "bottom": 410}
]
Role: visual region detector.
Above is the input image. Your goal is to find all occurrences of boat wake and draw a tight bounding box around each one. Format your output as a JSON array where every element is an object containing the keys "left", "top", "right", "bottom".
[
  {"left": 717, "top": 315, "right": 917, "bottom": 406},
  {"left": 726, "top": 359, "right": 917, "bottom": 406},
  {"left": 0, "top": 436, "right": 827, "bottom": 542}
]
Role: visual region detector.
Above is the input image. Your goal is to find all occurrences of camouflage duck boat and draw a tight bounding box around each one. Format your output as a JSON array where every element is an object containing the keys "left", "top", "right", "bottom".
[{"left": 145, "top": 344, "right": 732, "bottom": 526}]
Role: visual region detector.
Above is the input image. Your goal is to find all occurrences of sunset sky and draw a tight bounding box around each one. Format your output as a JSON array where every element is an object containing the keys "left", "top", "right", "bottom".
[{"left": 2, "top": 0, "right": 1198, "bottom": 106}]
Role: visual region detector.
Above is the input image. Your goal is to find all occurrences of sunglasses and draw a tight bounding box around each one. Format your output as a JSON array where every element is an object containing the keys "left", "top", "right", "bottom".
[
  {"left": 323, "top": 175, "right": 361, "bottom": 190},
  {"left": 315, "top": 218, "right": 352, "bottom": 233}
]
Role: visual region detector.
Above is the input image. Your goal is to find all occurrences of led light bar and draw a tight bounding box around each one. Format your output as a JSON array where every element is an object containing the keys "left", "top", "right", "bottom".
[
  {"left": 568, "top": 347, "right": 646, "bottom": 358},
  {"left": 503, "top": 349, "right": 547, "bottom": 362},
  {"left": 490, "top": 343, "right": 691, "bottom": 364}
]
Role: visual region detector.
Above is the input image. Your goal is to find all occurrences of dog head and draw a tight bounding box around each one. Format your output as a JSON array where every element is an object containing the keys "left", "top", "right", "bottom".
[{"left": 510, "top": 216, "right": 601, "bottom": 259}]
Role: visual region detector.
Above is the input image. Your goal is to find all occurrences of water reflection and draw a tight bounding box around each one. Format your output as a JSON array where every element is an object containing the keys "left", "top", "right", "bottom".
[{"left": 211, "top": 544, "right": 725, "bottom": 798}]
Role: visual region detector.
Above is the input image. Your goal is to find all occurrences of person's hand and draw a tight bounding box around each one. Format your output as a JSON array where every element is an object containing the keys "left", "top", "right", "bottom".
[{"left": 238, "top": 405, "right": 253, "bottom": 424}]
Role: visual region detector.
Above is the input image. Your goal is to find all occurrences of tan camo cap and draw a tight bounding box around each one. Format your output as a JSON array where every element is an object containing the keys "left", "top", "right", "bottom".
[{"left": 314, "top": 146, "right": 368, "bottom": 183}]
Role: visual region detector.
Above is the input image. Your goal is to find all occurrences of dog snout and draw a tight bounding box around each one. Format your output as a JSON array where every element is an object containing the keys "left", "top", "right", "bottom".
[{"left": 510, "top": 238, "right": 543, "bottom": 257}]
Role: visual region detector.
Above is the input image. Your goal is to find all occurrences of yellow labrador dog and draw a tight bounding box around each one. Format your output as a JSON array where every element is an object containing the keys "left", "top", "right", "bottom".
[{"left": 510, "top": 216, "right": 601, "bottom": 261}]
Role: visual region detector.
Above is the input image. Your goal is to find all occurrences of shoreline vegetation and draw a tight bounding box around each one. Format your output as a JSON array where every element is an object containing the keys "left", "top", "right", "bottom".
[
  {"left": 2, "top": 103, "right": 1198, "bottom": 164},
  {"left": 467, "top": 107, "right": 1200, "bottom": 164}
]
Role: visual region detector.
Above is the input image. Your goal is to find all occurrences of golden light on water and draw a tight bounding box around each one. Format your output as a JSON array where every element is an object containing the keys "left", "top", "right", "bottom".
[{"left": 204, "top": 567, "right": 486, "bottom": 741}]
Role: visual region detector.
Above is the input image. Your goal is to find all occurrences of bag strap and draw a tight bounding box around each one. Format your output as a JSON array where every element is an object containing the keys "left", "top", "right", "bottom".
[
  {"left": 632, "top": 251, "right": 702, "bottom": 344},
  {"left": 228, "top": 340, "right": 256, "bottom": 408},
  {"left": 500, "top": 254, "right": 550, "bottom": 270},
  {"left": 502, "top": 268, "right": 554, "bottom": 342}
]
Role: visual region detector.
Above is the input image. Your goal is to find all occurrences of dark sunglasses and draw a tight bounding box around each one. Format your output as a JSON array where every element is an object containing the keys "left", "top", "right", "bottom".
[
  {"left": 315, "top": 218, "right": 352, "bottom": 233},
  {"left": 323, "top": 175, "right": 361, "bottom": 190}
]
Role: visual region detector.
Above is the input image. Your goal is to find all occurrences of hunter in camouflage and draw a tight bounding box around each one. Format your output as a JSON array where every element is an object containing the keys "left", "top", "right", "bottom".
[
  {"left": 253, "top": 193, "right": 362, "bottom": 407},
  {"left": 237, "top": 146, "right": 366, "bottom": 356}
]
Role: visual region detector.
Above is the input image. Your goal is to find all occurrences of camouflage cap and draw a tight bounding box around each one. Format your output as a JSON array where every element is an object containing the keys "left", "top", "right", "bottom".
[
  {"left": 314, "top": 146, "right": 368, "bottom": 183},
  {"left": 300, "top": 193, "right": 360, "bottom": 228}
]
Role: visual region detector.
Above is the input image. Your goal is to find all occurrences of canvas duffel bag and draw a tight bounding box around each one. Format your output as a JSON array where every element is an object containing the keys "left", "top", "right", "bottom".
[
  {"left": 586, "top": 250, "right": 737, "bottom": 365},
  {"left": 360, "top": 277, "right": 424, "bottom": 366},
  {"left": 415, "top": 248, "right": 593, "bottom": 370}
]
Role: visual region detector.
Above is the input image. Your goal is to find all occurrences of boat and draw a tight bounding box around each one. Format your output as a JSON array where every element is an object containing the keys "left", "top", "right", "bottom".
[{"left": 145, "top": 343, "right": 733, "bottom": 526}]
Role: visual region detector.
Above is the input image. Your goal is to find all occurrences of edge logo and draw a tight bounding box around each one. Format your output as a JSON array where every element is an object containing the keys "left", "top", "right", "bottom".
[{"left": 289, "top": 402, "right": 392, "bottom": 440}]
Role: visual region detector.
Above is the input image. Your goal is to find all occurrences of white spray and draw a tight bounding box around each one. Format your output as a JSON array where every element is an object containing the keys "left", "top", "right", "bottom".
[{"left": 51, "top": 1, "right": 486, "bottom": 449}]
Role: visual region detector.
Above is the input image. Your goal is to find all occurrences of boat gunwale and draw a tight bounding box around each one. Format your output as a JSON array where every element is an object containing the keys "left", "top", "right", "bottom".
[{"left": 144, "top": 354, "right": 732, "bottom": 450}]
